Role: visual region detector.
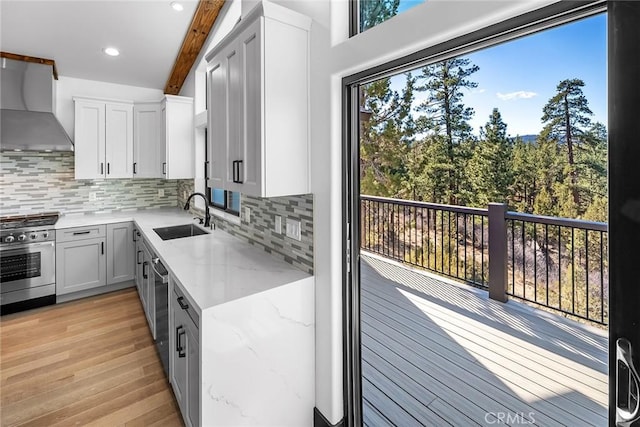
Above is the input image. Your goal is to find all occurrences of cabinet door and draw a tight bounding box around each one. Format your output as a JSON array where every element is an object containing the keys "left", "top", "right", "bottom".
[
  {"left": 56, "top": 237, "right": 106, "bottom": 295},
  {"left": 106, "top": 222, "right": 135, "bottom": 285},
  {"left": 224, "top": 41, "right": 244, "bottom": 192},
  {"left": 239, "top": 19, "right": 263, "bottom": 196},
  {"left": 160, "top": 103, "right": 168, "bottom": 178},
  {"left": 133, "top": 103, "right": 163, "bottom": 178},
  {"left": 74, "top": 100, "right": 105, "bottom": 179},
  {"left": 140, "top": 244, "right": 151, "bottom": 312},
  {"left": 105, "top": 103, "right": 134, "bottom": 178},
  {"left": 134, "top": 233, "right": 143, "bottom": 292},
  {"left": 171, "top": 299, "right": 188, "bottom": 412},
  {"left": 207, "top": 58, "right": 226, "bottom": 190},
  {"left": 186, "top": 323, "right": 200, "bottom": 427},
  {"left": 164, "top": 97, "right": 194, "bottom": 179}
]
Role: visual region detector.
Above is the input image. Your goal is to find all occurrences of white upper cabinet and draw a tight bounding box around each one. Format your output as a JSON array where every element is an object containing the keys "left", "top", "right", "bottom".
[
  {"left": 206, "top": 2, "right": 311, "bottom": 197},
  {"left": 74, "top": 97, "right": 133, "bottom": 179},
  {"left": 133, "top": 102, "right": 163, "bottom": 178},
  {"left": 162, "top": 95, "right": 194, "bottom": 179}
]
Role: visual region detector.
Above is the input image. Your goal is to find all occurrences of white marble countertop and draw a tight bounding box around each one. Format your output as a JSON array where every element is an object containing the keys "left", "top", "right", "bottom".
[{"left": 56, "top": 208, "right": 312, "bottom": 312}]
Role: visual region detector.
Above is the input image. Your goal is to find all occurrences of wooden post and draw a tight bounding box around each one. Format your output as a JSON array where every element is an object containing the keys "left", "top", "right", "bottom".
[{"left": 488, "top": 203, "right": 508, "bottom": 303}]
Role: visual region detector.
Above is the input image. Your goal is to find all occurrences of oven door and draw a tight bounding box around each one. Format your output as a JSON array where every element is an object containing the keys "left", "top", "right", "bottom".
[{"left": 0, "top": 241, "right": 55, "bottom": 293}]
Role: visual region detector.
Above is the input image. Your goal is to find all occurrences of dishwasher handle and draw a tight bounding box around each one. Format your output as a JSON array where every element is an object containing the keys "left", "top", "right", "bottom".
[{"left": 151, "top": 257, "right": 168, "bottom": 284}]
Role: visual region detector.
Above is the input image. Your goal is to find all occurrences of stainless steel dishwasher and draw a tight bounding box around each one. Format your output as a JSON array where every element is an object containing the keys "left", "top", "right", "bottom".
[{"left": 151, "top": 256, "right": 169, "bottom": 378}]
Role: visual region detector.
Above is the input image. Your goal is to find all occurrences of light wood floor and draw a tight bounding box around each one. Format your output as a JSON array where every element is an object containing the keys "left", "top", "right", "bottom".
[
  {"left": 0, "top": 288, "right": 183, "bottom": 427},
  {"left": 361, "top": 254, "right": 609, "bottom": 427}
]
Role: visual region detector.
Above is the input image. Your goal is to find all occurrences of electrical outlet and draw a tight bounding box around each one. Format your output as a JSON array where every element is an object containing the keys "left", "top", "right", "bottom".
[
  {"left": 158, "top": 189, "right": 165, "bottom": 197},
  {"left": 244, "top": 207, "right": 251, "bottom": 223},
  {"left": 183, "top": 190, "right": 187, "bottom": 200},
  {"left": 285, "top": 219, "right": 301, "bottom": 241},
  {"left": 275, "top": 215, "right": 282, "bottom": 233},
  {"left": 89, "top": 192, "right": 97, "bottom": 201}
]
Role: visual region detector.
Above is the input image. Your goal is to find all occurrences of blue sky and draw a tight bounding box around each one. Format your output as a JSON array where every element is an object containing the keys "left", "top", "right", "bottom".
[{"left": 388, "top": 12, "right": 607, "bottom": 137}]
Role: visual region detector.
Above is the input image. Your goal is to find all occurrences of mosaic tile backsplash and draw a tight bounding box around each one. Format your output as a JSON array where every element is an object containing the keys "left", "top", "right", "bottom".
[
  {"left": 0, "top": 152, "right": 179, "bottom": 215},
  {"left": 183, "top": 180, "right": 314, "bottom": 275}
]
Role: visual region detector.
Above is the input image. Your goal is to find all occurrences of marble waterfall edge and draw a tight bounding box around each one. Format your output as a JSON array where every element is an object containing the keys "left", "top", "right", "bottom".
[{"left": 201, "top": 277, "right": 315, "bottom": 426}]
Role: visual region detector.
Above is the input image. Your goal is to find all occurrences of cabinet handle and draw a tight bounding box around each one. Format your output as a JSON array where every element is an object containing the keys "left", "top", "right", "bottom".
[
  {"left": 133, "top": 162, "right": 137, "bottom": 174},
  {"left": 100, "top": 163, "right": 104, "bottom": 175},
  {"left": 236, "top": 160, "right": 243, "bottom": 184},
  {"left": 137, "top": 250, "right": 142, "bottom": 265},
  {"left": 101, "top": 241, "right": 104, "bottom": 255},
  {"left": 107, "top": 163, "right": 110, "bottom": 175},
  {"left": 177, "top": 296, "right": 189, "bottom": 310},
  {"left": 143, "top": 261, "right": 148, "bottom": 279},
  {"left": 204, "top": 161, "right": 209, "bottom": 180},
  {"left": 162, "top": 162, "right": 166, "bottom": 175},
  {"left": 232, "top": 160, "right": 238, "bottom": 183},
  {"left": 73, "top": 230, "right": 90, "bottom": 235},
  {"left": 176, "top": 326, "right": 186, "bottom": 358},
  {"left": 132, "top": 229, "right": 137, "bottom": 242}
]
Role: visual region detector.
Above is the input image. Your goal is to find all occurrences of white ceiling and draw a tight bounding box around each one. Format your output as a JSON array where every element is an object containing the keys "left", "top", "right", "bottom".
[{"left": 0, "top": 0, "right": 199, "bottom": 89}]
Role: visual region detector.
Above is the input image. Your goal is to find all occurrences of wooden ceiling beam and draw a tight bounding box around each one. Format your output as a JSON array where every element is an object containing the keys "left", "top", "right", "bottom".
[
  {"left": 0, "top": 51, "right": 58, "bottom": 80},
  {"left": 164, "top": 0, "right": 225, "bottom": 95}
]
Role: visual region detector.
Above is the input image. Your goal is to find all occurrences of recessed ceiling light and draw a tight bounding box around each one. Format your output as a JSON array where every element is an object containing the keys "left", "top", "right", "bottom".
[
  {"left": 103, "top": 47, "right": 120, "bottom": 57},
  {"left": 13, "top": 148, "right": 22, "bottom": 152},
  {"left": 171, "top": 2, "right": 184, "bottom": 11}
]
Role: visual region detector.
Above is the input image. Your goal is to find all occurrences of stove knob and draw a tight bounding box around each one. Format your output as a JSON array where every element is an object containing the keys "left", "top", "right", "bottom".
[
  {"left": 30, "top": 233, "right": 38, "bottom": 240},
  {"left": 42, "top": 232, "right": 49, "bottom": 239},
  {"left": 17, "top": 234, "right": 27, "bottom": 242},
  {"left": 5, "top": 235, "right": 15, "bottom": 243}
]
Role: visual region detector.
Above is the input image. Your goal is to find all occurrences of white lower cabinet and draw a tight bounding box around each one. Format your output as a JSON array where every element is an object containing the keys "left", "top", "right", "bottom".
[{"left": 170, "top": 276, "right": 199, "bottom": 427}]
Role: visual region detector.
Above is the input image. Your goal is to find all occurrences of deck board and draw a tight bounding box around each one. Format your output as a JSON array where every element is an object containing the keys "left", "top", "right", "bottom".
[{"left": 361, "top": 253, "right": 608, "bottom": 427}]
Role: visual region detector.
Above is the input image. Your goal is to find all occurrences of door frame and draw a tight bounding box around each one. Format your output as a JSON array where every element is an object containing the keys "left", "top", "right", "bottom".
[{"left": 342, "top": 1, "right": 607, "bottom": 426}]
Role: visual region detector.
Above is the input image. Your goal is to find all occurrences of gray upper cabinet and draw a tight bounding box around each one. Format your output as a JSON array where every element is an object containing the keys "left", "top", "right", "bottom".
[
  {"left": 106, "top": 222, "right": 135, "bottom": 285},
  {"left": 206, "top": 2, "right": 311, "bottom": 198}
]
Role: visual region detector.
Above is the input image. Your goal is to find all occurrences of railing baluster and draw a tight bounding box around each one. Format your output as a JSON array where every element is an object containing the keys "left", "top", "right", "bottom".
[
  {"left": 427, "top": 208, "right": 431, "bottom": 269},
  {"left": 481, "top": 216, "right": 485, "bottom": 285},
  {"left": 441, "top": 210, "right": 444, "bottom": 274},
  {"left": 511, "top": 220, "right": 515, "bottom": 295},
  {"left": 533, "top": 222, "right": 537, "bottom": 302},
  {"left": 572, "top": 227, "right": 575, "bottom": 315},
  {"left": 522, "top": 220, "right": 525, "bottom": 300},
  {"left": 472, "top": 215, "right": 476, "bottom": 283},
  {"left": 545, "top": 223, "right": 549, "bottom": 306},
  {"left": 558, "top": 225, "right": 562, "bottom": 311},
  {"left": 600, "top": 230, "right": 604, "bottom": 323},
  {"left": 585, "top": 229, "right": 589, "bottom": 320}
]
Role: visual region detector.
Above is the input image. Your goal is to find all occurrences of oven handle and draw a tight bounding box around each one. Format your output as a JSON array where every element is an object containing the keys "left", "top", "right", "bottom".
[{"left": 0, "top": 241, "right": 55, "bottom": 252}]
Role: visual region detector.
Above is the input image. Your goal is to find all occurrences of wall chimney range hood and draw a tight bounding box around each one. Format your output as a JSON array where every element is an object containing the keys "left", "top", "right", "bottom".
[{"left": 0, "top": 54, "right": 74, "bottom": 152}]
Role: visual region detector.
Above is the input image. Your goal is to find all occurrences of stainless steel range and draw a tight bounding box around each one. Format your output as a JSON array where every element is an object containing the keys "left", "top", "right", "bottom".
[{"left": 0, "top": 212, "right": 59, "bottom": 314}]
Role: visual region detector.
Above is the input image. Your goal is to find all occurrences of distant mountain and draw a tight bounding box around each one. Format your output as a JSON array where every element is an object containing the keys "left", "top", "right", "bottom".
[{"left": 514, "top": 134, "right": 538, "bottom": 143}]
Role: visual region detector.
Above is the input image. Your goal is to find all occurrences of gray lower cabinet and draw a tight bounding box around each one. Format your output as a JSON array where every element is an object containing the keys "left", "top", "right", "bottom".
[
  {"left": 56, "top": 236, "right": 106, "bottom": 294},
  {"left": 170, "top": 277, "right": 199, "bottom": 427},
  {"left": 56, "top": 222, "right": 135, "bottom": 297},
  {"left": 134, "top": 229, "right": 143, "bottom": 292},
  {"left": 106, "top": 222, "right": 135, "bottom": 284}
]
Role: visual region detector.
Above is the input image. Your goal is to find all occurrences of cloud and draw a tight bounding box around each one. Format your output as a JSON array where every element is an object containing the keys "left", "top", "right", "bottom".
[
  {"left": 471, "top": 88, "right": 486, "bottom": 94},
  {"left": 496, "top": 91, "right": 538, "bottom": 101}
]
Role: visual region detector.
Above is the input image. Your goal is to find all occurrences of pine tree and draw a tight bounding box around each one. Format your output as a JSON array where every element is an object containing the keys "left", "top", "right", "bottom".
[
  {"left": 467, "top": 108, "right": 513, "bottom": 207},
  {"left": 541, "top": 78, "right": 593, "bottom": 205},
  {"left": 359, "top": 0, "right": 400, "bottom": 31},
  {"left": 415, "top": 58, "right": 479, "bottom": 204},
  {"left": 359, "top": 74, "right": 416, "bottom": 197}
]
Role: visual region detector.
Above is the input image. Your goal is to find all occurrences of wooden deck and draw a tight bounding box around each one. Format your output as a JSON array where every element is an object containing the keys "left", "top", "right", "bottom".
[{"left": 360, "top": 253, "right": 608, "bottom": 427}]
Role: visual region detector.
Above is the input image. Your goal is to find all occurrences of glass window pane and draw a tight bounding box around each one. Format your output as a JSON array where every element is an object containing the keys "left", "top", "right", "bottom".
[
  {"left": 359, "top": 0, "right": 425, "bottom": 33},
  {"left": 228, "top": 191, "right": 240, "bottom": 213},
  {"left": 211, "top": 188, "right": 225, "bottom": 207}
]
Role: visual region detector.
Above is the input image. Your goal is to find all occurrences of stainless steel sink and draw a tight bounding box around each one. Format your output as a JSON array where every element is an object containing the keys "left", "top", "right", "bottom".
[{"left": 153, "top": 224, "right": 209, "bottom": 241}]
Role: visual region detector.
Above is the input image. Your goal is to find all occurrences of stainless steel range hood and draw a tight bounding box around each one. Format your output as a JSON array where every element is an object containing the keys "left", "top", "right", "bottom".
[{"left": 0, "top": 57, "right": 74, "bottom": 152}]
